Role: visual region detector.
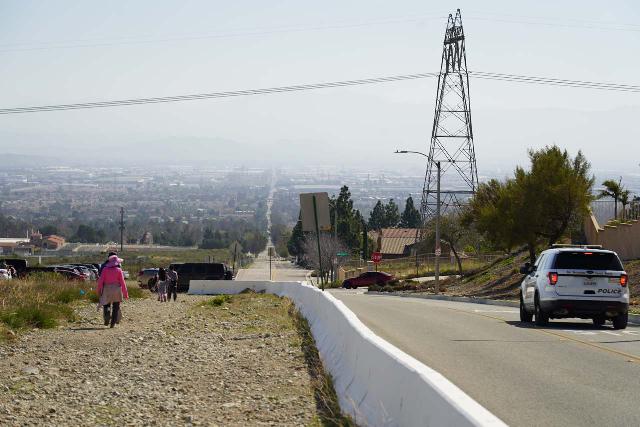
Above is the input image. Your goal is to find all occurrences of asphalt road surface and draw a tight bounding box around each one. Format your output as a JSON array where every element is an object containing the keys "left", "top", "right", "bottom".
[
  {"left": 235, "top": 253, "right": 309, "bottom": 282},
  {"left": 330, "top": 289, "right": 640, "bottom": 427}
]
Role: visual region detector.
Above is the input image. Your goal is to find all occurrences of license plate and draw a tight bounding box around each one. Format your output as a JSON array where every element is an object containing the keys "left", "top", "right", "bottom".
[{"left": 584, "top": 280, "right": 597, "bottom": 286}]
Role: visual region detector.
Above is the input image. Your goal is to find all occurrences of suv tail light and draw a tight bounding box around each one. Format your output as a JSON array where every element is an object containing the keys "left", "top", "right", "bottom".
[
  {"left": 620, "top": 274, "right": 628, "bottom": 287},
  {"left": 548, "top": 272, "right": 558, "bottom": 285}
]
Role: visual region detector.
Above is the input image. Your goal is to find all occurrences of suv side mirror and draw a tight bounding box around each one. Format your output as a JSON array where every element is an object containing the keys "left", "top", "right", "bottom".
[{"left": 519, "top": 263, "right": 531, "bottom": 275}]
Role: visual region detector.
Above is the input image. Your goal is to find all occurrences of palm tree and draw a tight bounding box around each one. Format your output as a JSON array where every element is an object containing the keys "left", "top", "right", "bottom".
[
  {"left": 619, "top": 190, "right": 631, "bottom": 220},
  {"left": 599, "top": 178, "right": 624, "bottom": 219}
]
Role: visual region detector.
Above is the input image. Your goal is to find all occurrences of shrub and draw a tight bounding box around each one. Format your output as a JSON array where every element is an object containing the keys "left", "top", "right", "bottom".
[{"left": 204, "top": 295, "right": 232, "bottom": 307}]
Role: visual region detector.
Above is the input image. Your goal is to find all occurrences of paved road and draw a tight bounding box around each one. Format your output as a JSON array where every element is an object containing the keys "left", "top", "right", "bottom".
[
  {"left": 330, "top": 290, "right": 640, "bottom": 427},
  {"left": 235, "top": 254, "right": 309, "bottom": 282}
]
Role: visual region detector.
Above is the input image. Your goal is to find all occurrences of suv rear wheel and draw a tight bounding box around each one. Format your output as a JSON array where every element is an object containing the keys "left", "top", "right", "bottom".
[
  {"left": 534, "top": 294, "right": 549, "bottom": 326},
  {"left": 612, "top": 312, "right": 628, "bottom": 330},
  {"left": 520, "top": 296, "right": 533, "bottom": 323}
]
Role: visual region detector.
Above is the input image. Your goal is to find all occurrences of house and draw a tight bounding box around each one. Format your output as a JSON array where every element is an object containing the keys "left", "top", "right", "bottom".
[
  {"left": 42, "top": 235, "right": 65, "bottom": 250},
  {"left": 368, "top": 228, "right": 420, "bottom": 259},
  {"left": 140, "top": 231, "right": 153, "bottom": 245}
]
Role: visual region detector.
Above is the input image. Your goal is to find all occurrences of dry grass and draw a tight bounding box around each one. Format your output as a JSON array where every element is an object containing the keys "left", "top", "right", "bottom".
[
  {"left": 0, "top": 273, "right": 145, "bottom": 339},
  {"left": 199, "top": 292, "right": 354, "bottom": 426}
]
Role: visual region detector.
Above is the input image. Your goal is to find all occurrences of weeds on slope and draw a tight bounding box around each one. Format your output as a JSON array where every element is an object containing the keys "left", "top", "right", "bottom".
[
  {"left": 0, "top": 273, "right": 145, "bottom": 340},
  {"left": 289, "top": 303, "right": 355, "bottom": 427},
  {"left": 198, "top": 292, "right": 354, "bottom": 426}
]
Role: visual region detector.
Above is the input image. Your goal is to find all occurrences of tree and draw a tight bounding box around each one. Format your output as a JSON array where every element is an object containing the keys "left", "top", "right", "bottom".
[
  {"left": 599, "top": 178, "right": 624, "bottom": 219},
  {"left": 71, "top": 224, "right": 105, "bottom": 243},
  {"left": 384, "top": 199, "right": 400, "bottom": 228},
  {"left": 399, "top": 196, "right": 422, "bottom": 228},
  {"left": 302, "top": 232, "right": 348, "bottom": 284},
  {"left": 368, "top": 201, "right": 386, "bottom": 230},
  {"left": 334, "top": 185, "right": 360, "bottom": 250},
  {"left": 466, "top": 146, "right": 594, "bottom": 263},
  {"left": 287, "top": 219, "right": 305, "bottom": 259},
  {"left": 39, "top": 225, "right": 58, "bottom": 236},
  {"left": 620, "top": 189, "right": 631, "bottom": 220},
  {"left": 436, "top": 213, "right": 466, "bottom": 275}
]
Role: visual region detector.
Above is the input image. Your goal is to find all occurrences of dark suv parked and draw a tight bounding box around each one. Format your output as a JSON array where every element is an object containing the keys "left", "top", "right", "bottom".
[{"left": 169, "top": 262, "right": 232, "bottom": 292}]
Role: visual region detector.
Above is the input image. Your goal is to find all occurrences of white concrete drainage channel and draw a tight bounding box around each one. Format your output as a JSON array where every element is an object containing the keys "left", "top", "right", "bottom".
[{"left": 190, "top": 280, "right": 507, "bottom": 427}]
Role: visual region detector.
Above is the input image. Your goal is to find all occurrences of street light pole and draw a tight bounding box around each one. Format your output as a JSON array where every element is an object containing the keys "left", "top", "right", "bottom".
[{"left": 435, "top": 161, "right": 441, "bottom": 294}]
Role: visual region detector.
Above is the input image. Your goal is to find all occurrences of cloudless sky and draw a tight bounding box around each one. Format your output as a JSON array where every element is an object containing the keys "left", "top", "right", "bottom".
[{"left": 0, "top": 0, "right": 638, "bottom": 174}]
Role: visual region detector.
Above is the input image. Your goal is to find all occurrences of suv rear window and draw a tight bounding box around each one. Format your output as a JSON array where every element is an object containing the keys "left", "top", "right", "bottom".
[{"left": 553, "top": 252, "right": 623, "bottom": 271}]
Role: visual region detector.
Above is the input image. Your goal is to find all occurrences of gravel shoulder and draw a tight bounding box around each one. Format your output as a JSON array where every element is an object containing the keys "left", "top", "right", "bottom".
[{"left": 0, "top": 292, "right": 340, "bottom": 426}]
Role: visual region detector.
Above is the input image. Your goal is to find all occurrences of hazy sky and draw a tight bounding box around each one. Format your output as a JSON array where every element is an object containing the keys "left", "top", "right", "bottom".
[{"left": 0, "top": 1, "right": 639, "bottom": 174}]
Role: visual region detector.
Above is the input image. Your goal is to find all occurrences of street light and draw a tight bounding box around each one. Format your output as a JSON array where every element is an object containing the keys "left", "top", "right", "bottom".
[
  {"left": 394, "top": 149, "right": 441, "bottom": 294},
  {"left": 395, "top": 149, "right": 428, "bottom": 158}
]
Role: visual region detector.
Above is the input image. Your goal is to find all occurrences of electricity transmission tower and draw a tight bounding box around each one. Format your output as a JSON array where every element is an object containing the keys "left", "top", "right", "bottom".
[{"left": 420, "top": 9, "right": 478, "bottom": 224}]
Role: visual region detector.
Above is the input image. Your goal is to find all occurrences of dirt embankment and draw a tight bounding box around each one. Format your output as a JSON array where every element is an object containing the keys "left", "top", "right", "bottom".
[
  {"left": 0, "top": 293, "right": 349, "bottom": 426},
  {"left": 445, "top": 253, "right": 640, "bottom": 307}
]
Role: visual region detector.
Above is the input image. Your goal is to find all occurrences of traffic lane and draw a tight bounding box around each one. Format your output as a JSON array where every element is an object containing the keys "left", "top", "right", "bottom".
[
  {"left": 330, "top": 290, "right": 640, "bottom": 427},
  {"left": 449, "top": 300, "right": 640, "bottom": 358},
  {"left": 235, "top": 260, "right": 309, "bottom": 282}
]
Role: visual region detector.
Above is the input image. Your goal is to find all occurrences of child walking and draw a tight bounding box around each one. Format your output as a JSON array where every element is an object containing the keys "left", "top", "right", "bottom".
[{"left": 156, "top": 267, "right": 168, "bottom": 302}]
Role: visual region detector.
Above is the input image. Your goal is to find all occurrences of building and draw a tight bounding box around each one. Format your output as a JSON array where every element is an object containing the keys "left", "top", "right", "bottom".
[
  {"left": 42, "top": 235, "right": 65, "bottom": 250},
  {"left": 140, "top": 231, "right": 153, "bottom": 245},
  {"left": 368, "top": 228, "right": 420, "bottom": 259}
]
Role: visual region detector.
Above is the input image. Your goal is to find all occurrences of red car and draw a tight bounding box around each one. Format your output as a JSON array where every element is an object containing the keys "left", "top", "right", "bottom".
[{"left": 342, "top": 271, "right": 394, "bottom": 289}]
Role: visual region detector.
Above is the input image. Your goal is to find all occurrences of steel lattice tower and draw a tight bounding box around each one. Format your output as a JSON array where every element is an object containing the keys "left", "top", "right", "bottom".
[{"left": 420, "top": 9, "right": 478, "bottom": 224}]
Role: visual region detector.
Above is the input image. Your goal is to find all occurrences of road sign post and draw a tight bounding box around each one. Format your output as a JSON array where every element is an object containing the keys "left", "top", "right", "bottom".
[{"left": 300, "top": 192, "right": 331, "bottom": 291}]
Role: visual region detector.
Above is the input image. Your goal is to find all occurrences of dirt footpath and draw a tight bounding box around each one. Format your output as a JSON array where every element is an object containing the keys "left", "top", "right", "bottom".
[{"left": 0, "top": 294, "right": 327, "bottom": 426}]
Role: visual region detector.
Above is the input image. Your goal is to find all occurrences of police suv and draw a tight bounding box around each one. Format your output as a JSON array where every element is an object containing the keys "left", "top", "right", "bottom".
[{"left": 519, "top": 245, "right": 629, "bottom": 329}]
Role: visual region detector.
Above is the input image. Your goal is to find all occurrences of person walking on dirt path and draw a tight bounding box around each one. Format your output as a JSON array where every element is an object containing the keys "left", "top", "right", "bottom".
[
  {"left": 96, "top": 254, "right": 129, "bottom": 328},
  {"left": 166, "top": 265, "right": 178, "bottom": 302},
  {"left": 156, "top": 267, "right": 168, "bottom": 302}
]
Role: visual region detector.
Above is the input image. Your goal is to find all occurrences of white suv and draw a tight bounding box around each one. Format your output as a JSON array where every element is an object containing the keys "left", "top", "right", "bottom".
[{"left": 519, "top": 246, "right": 629, "bottom": 329}]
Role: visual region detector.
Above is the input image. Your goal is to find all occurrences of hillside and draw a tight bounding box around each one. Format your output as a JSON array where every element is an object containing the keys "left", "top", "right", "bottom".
[{"left": 444, "top": 252, "right": 640, "bottom": 309}]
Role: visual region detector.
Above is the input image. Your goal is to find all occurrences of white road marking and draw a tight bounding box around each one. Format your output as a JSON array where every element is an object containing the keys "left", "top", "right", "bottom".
[{"left": 472, "top": 309, "right": 518, "bottom": 313}]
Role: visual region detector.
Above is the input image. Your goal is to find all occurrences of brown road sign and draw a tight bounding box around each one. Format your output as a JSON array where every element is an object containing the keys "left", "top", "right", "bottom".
[{"left": 299, "top": 192, "right": 331, "bottom": 232}]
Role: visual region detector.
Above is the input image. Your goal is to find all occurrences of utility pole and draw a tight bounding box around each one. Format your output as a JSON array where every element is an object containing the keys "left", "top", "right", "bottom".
[
  {"left": 435, "top": 162, "right": 441, "bottom": 294},
  {"left": 420, "top": 9, "right": 478, "bottom": 224},
  {"left": 313, "top": 195, "right": 324, "bottom": 291},
  {"left": 362, "top": 220, "right": 367, "bottom": 263},
  {"left": 232, "top": 242, "right": 238, "bottom": 275},
  {"left": 119, "top": 207, "right": 125, "bottom": 253}
]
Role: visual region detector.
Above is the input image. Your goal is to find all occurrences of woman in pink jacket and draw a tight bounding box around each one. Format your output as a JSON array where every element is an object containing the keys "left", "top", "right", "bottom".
[{"left": 96, "top": 255, "right": 129, "bottom": 328}]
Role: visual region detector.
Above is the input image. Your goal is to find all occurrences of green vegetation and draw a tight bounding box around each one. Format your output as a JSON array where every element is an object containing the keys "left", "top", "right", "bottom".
[
  {"left": 201, "top": 295, "right": 233, "bottom": 307},
  {"left": 464, "top": 145, "right": 594, "bottom": 263},
  {"left": 0, "top": 273, "right": 147, "bottom": 339},
  {"left": 399, "top": 196, "right": 422, "bottom": 228}
]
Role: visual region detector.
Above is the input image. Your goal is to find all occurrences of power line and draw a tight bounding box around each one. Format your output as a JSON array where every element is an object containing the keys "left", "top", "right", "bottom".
[
  {"left": 0, "top": 15, "right": 445, "bottom": 54},
  {"left": 0, "top": 71, "right": 638, "bottom": 115}
]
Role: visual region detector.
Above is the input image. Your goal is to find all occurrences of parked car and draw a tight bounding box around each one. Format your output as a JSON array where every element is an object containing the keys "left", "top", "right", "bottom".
[
  {"left": 519, "top": 245, "right": 629, "bottom": 329},
  {"left": 169, "top": 263, "right": 233, "bottom": 292},
  {"left": 342, "top": 271, "right": 395, "bottom": 289},
  {"left": 0, "top": 258, "right": 28, "bottom": 277},
  {"left": 67, "top": 263, "right": 99, "bottom": 280},
  {"left": 53, "top": 268, "right": 87, "bottom": 281},
  {"left": 137, "top": 268, "right": 159, "bottom": 289}
]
